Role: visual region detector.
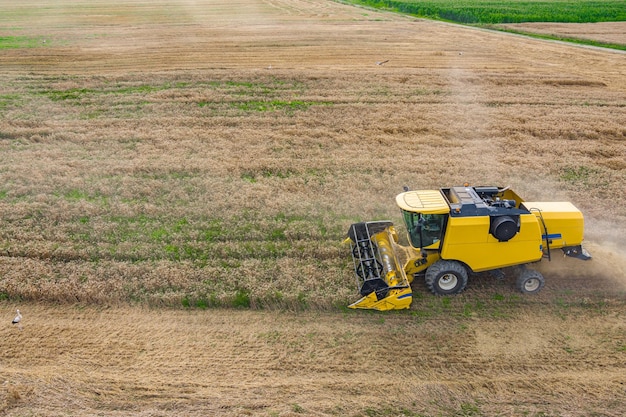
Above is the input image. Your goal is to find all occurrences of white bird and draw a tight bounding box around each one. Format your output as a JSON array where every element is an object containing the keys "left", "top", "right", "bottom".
[
  {"left": 376, "top": 60, "right": 389, "bottom": 66},
  {"left": 12, "top": 309, "right": 22, "bottom": 330}
]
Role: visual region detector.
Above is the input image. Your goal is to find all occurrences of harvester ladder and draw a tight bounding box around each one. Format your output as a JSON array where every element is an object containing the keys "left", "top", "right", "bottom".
[{"left": 530, "top": 208, "right": 551, "bottom": 261}]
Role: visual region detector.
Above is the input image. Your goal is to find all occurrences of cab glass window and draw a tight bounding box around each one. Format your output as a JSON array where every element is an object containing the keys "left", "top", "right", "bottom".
[{"left": 402, "top": 211, "right": 445, "bottom": 248}]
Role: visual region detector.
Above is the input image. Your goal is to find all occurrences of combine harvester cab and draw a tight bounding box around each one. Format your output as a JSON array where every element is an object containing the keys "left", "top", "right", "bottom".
[{"left": 345, "top": 185, "right": 591, "bottom": 311}]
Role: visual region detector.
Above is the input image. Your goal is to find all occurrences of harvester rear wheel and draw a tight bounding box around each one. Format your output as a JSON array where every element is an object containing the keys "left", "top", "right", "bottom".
[
  {"left": 516, "top": 268, "right": 545, "bottom": 294},
  {"left": 425, "top": 260, "right": 468, "bottom": 295}
]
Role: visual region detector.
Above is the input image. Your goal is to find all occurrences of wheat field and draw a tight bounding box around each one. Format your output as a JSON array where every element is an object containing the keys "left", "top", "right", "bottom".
[{"left": 0, "top": 0, "right": 625, "bottom": 415}]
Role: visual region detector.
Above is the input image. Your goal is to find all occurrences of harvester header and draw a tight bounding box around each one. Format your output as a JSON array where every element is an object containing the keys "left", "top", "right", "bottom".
[{"left": 345, "top": 185, "right": 591, "bottom": 311}]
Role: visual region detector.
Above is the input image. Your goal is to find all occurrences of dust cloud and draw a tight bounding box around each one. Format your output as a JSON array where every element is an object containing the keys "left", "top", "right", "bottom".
[
  {"left": 537, "top": 216, "right": 626, "bottom": 294},
  {"left": 584, "top": 217, "right": 626, "bottom": 291}
]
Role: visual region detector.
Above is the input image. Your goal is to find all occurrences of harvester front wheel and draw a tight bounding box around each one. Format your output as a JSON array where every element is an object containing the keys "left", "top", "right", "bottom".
[
  {"left": 425, "top": 260, "right": 468, "bottom": 295},
  {"left": 516, "top": 268, "right": 545, "bottom": 294}
]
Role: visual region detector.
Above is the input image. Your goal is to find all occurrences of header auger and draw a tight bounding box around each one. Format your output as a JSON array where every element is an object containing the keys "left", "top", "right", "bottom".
[{"left": 345, "top": 185, "right": 591, "bottom": 311}]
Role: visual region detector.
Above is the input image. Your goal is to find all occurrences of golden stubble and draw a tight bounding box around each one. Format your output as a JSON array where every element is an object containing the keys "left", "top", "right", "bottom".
[{"left": 1, "top": 304, "right": 625, "bottom": 415}]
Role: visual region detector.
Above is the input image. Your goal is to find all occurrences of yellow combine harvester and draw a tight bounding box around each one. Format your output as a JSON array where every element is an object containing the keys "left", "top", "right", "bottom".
[{"left": 345, "top": 185, "right": 591, "bottom": 311}]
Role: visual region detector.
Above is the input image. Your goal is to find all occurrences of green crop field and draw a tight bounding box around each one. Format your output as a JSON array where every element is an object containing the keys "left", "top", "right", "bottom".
[
  {"left": 342, "top": 0, "right": 626, "bottom": 49},
  {"left": 343, "top": 0, "right": 626, "bottom": 24}
]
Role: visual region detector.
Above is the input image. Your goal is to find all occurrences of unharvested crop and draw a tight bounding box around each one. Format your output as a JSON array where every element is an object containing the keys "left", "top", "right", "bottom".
[{"left": 2, "top": 68, "right": 622, "bottom": 308}]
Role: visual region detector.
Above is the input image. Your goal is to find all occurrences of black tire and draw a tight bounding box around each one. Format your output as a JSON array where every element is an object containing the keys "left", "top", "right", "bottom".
[
  {"left": 425, "top": 260, "right": 468, "bottom": 295},
  {"left": 516, "top": 268, "right": 545, "bottom": 294}
]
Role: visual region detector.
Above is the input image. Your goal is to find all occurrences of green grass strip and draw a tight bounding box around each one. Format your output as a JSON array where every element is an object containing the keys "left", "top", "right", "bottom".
[
  {"left": 343, "top": 0, "right": 626, "bottom": 23},
  {"left": 0, "top": 35, "right": 45, "bottom": 49}
]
